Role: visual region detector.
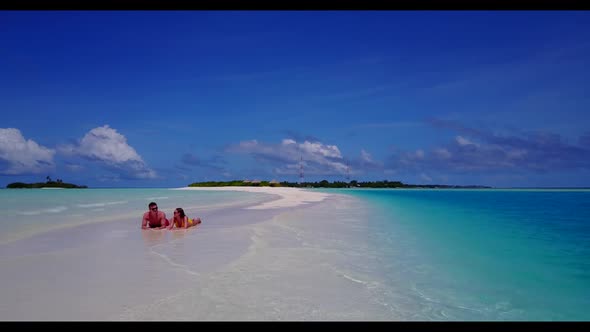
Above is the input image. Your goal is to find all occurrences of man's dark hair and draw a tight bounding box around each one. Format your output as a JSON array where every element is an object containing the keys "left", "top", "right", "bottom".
[{"left": 148, "top": 202, "right": 157, "bottom": 208}]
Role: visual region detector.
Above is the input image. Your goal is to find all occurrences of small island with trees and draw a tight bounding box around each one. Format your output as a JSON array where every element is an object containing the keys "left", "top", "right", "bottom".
[
  {"left": 6, "top": 176, "right": 88, "bottom": 189},
  {"left": 188, "top": 179, "right": 490, "bottom": 189}
]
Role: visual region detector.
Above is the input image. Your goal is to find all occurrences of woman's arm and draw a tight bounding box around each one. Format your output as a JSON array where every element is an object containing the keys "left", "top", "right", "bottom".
[{"left": 167, "top": 214, "right": 175, "bottom": 230}]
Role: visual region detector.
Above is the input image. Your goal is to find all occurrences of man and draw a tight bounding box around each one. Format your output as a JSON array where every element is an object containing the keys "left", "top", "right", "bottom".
[{"left": 141, "top": 202, "right": 170, "bottom": 229}]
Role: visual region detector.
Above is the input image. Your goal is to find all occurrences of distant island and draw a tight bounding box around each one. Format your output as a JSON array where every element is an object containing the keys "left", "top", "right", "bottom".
[
  {"left": 188, "top": 180, "right": 490, "bottom": 189},
  {"left": 6, "top": 176, "right": 88, "bottom": 189}
]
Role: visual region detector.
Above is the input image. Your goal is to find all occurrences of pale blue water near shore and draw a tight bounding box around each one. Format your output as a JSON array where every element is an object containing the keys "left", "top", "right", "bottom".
[
  {"left": 0, "top": 187, "right": 588, "bottom": 320},
  {"left": 0, "top": 188, "right": 273, "bottom": 244},
  {"left": 320, "top": 188, "right": 590, "bottom": 320}
]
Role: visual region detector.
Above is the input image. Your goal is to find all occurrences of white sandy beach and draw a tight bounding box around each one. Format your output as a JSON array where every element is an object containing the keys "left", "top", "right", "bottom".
[
  {"left": 0, "top": 187, "right": 405, "bottom": 320},
  {"left": 175, "top": 186, "right": 332, "bottom": 210}
]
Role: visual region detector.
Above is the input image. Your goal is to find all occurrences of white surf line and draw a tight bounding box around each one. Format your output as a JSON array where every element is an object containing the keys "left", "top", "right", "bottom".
[
  {"left": 340, "top": 273, "right": 368, "bottom": 285},
  {"left": 409, "top": 284, "right": 482, "bottom": 314},
  {"left": 19, "top": 206, "right": 68, "bottom": 215},
  {"left": 77, "top": 201, "right": 128, "bottom": 208},
  {"left": 149, "top": 244, "right": 200, "bottom": 277},
  {"left": 148, "top": 196, "right": 169, "bottom": 200},
  {"left": 328, "top": 266, "right": 370, "bottom": 285}
]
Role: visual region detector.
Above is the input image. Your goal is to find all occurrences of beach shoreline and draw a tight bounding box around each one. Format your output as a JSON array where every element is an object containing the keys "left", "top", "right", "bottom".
[{"left": 1, "top": 186, "right": 382, "bottom": 320}]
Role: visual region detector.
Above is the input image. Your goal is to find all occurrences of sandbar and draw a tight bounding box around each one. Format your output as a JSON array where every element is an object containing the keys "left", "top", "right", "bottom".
[{"left": 174, "top": 186, "right": 332, "bottom": 209}]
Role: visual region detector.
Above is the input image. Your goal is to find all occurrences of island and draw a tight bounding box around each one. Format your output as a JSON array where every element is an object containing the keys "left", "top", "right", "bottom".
[
  {"left": 6, "top": 177, "right": 88, "bottom": 189},
  {"left": 188, "top": 179, "right": 491, "bottom": 189}
]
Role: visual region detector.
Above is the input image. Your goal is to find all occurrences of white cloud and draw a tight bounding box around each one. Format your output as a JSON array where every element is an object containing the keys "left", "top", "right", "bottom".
[
  {"left": 281, "top": 139, "right": 297, "bottom": 145},
  {"left": 97, "top": 174, "right": 121, "bottom": 182},
  {"left": 391, "top": 120, "right": 590, "bottom": 176},
  {"left": 65, "top": 163, "right": 84, "bottom": 172},
  {"left": 435, "top": 148, "right": 452, "bottom": 159},
  {"left": 359, "top": 149, "right": 384, "bottom": 170},
  {"left": 239, "top": 139, "right": 259, "bottom": 148},
  {"left": 420, "top": 173, "right": 432, "bottom": 182},
  {"left": 415, "top": 149, "right": 425, "bottom": 159},
  {"left": 400, "top": 149, "right": 426, "bottom": 165},
  {"left": 0, "top": 128, "right": 55, "bottom": 175},
  {"left": 228, "top": 138, "right": 348, "bottom": 175},
  {"left": 58, "top": 125, "right": 156, "bottom": 179},
  {"left": 356, "top": 121, "right": 424, "bottom": 129},
  {"left": 77, "top": 126, "right": 143, "bottom": 163},
  {"left": 299, "top": 141, "right": 342, "bottom": 158},
  {"left": 360, "top": 149, "right": 373, "bottom": 162},
  {"left": 507, "top": 149, "right": 527, "bottom": 159},
  {"left": 456, "top": 136, "right": 478, "bottom": 147}
]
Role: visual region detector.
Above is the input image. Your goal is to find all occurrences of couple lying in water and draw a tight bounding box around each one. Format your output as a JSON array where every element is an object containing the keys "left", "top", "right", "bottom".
[{"left": 141, "top": 201, "right": 202, "bottom": 230}]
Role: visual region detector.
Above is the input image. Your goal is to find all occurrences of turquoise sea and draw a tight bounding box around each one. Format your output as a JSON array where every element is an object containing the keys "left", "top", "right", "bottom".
[
  {"left": 321, "top": 188, "right": 590, "bottom": 320},
  {"left": 0, "top": 187, "right": 588, "bottom": 320}
]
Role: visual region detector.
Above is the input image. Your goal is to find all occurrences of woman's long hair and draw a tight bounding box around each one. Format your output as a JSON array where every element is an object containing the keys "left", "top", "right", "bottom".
[{"left": 175, "top": 208, "right": 185, "bottom": 218}]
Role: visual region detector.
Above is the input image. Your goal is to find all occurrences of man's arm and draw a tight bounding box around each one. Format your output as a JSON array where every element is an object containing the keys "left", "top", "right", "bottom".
[{"left": 141, "top": 212, "right": 149, "bottom": 229}]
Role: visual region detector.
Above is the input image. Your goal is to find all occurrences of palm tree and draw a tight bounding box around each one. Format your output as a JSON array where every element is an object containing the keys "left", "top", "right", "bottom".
[{"left": 46, "top": 176, "right": 52, "bottom": 183}]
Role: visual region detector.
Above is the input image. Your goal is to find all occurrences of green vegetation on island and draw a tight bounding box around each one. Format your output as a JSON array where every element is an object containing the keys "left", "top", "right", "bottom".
[
  {"left": 188, "top": 179, "right": 490, "bottom": 189},
  {"left": 6, "top": 176, "right": 88, "bottom": 189}
]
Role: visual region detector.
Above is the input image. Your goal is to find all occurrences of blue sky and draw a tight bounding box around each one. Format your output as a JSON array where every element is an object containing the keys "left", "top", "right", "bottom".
[{"left": 1, "top": 11, "right": 589, "bottom": 188}]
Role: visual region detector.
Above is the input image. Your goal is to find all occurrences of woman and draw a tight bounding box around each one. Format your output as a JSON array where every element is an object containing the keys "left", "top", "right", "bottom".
[{"left": 170, "top": 207, "right": 202, "bottom": 229}]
